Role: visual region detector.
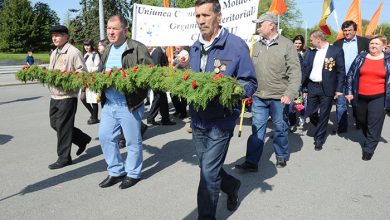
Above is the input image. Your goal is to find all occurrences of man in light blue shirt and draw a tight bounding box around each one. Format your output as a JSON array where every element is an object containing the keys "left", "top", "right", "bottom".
[
  {"left": 333, "top": 20, "right": 369, "bottom": 133},
  {"left": 97, "top": 15, "right": 153, "bottom": 189}
]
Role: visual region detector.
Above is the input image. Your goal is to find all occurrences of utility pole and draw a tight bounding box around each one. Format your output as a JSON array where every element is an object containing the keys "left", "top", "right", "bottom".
[{"left": 99, "top": 0, "right": 105, "bottom": 40}]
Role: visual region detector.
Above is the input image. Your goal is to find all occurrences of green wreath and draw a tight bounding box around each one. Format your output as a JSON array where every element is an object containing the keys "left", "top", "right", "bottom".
[{"left": 16, "top": 65, "right": 245, "bottom": 110}]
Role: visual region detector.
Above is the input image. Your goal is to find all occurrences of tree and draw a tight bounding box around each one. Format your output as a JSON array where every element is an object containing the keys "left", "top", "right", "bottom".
[
  {"left": 68, "top": 0, "right": 132, "bottom": 45},
  {"left": 0, "top": 0, "right": 34, "bottom": 52},
  {"left": 30, "top": 2, "right": 59, "bottom": 51},
  {"left": 258, "top": 0, "right": 302, "bottom": 40},
  {"left": 0, "top": 0, "right": 4, "bottom": 10}
]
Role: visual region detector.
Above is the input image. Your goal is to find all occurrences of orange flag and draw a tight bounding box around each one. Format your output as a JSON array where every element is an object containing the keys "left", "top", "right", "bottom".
[
  {"left": 365, "top": 1, "right": 383, "bottom": 36},
  {"left": 163, "top": 0, "right": 169, "bottom": 7},
  {"left": 268, "top": 0, "right": 287, "bottom": 16},
  {"left": 336, "top": 0, "right": 362, "bottom": 40},
  {"left": 163, "top": 0, "right": 174, "bottom": 66}
]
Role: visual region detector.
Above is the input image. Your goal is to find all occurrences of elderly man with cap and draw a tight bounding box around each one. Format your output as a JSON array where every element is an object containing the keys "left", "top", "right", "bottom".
[
  {"left": 47, "top": 25, "right": 91, "bottom": 169},
  {"left": 235, "top": 12, "right": 301, "bottom": 172}
]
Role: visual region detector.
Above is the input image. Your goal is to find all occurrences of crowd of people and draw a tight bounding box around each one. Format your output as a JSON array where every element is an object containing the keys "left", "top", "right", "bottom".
[{"left": 42, "top": 0, "right": 390, "bottom": 219}]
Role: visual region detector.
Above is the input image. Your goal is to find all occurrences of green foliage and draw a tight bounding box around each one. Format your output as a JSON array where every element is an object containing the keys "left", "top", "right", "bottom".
[
  {"left": 0, "top": 0, "right": 58, "bottom": 52},
  {"left": 0, "top": 52, "right": 50, "bottom": 63},
  {"left": 69, "top": 0, "right": 132, "bottom": 45},
  {"left": 30, "top": 3, "right": 59, "bottom": 51},
  {"left": 258, "top": 0, "right": 302, "bottom": 40},
  {"left": 0, "top": 0, "right": 34, "bottom": 52},
  {"left": 16, "top": 65, "right": 245, "bottom": 110}
]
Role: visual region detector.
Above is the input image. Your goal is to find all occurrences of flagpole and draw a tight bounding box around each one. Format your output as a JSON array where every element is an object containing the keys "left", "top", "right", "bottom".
[{"left": 333, "top": 9, "right": 340, "bottom": 31}]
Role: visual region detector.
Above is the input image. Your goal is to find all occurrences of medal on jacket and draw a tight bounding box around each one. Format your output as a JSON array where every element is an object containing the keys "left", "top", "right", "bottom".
[
  {"left": 214, "top": 58, "right": 228, "bottom": 74},
  {"left": 324, "top": 57, "right": 335, "bottom": 71}
]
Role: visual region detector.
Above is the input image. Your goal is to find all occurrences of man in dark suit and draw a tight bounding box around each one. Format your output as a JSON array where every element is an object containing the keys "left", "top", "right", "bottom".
[
  {"left": 333, "top": 20, "right": 369, "bottom": 132},
  {"left": 303, "top": 30, "right": 345, "bottom": 151},
  {"left": 146, "top": 46, "right": 175, "bottom": 125}
]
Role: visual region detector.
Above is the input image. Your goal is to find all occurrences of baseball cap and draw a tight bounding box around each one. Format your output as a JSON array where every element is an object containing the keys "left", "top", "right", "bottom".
[
  {"left": 50, "top": 25, "right": 69, "bottom": 34},
  {"left": 253, "top": 12, "right": 277, "bottom": 24}
]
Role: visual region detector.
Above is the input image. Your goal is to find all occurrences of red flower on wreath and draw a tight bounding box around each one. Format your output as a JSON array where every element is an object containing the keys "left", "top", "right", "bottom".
[
  {"left": 212, "top": 73, "right": 223, "bottom": 80},
  {"left": 83, "top": 82, "right": 88, "bottom": 88},
  {"left": 22, "top": 65, "right": 30, "bottom": 70},
  {"left": 147, "top": 64, "right": 153, "bottom": 68},
  {"left": 192, "top": 79, "right": 197, "bottom": 89},
  {"left": 121, "top": 72, "right": 126, "bottom": 78},
  {"left": 132, "top": 65, "right": 139, "bottom": 73},
  {"left": 107, "top": 70, "right": 113, "bottom": 76},
  {"left": 183, "top": 73, "right": 189, "bottom": 80},
  {"left": 68, "top": 71, "right": 73, "bottom": 76},
  {"left": 90, "top": 77, "right": 94, "bottom": 84}
]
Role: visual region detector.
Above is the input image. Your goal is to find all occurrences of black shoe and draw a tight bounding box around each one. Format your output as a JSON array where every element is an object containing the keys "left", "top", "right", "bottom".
[
  {"left": 362, "top": 151, "right": 373, "bottom": 161},
  {"left": 48, "top": 160, "right": 72, "bottom": 170},
  {"left": 227, "top": 179, "right": 241, "bottom": 211},
  {"left": 178, "top": 113, "right": 188, "bottom": 119},
  {"left": 87, "top": 118, "right": 100, "bottom": 125},
  {"left": 76, "top": 135, "right": 92, "bottom": 156},
  {"left": 355, "top": 123, "right": 361, "bottom": 130},
  {"left": 99, "top": 175, "right": 126, "bottom": 188},
  {"left": 119, "top": 176, "right": 140, "bottom": 189},
  {"left": 161, "top": 120, "right": 176, "bottom": 125},
  {"left": 314, "top": 142, "right": 323, "bottom": 151},
  {"left": 147, "top": 118, "right": 160, "bottom": 125},
  {"left": 275, "top": 158, "right": 287, "bottom": 168},
  {"left": 118, "top": 138, "right": 126, "bottom": 149},
  {"left": 141, "top": 122, "right": 148, "bottom": 137},
  {"left": 235, "top": 161, "right": 258, "bottom": 172},
  {"left": 173, "top": 111, "right": 180, "bottom": 116}
]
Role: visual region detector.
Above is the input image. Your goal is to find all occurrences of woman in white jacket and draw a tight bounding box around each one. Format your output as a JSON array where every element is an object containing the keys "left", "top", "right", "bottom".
[{"left": 81, "top": 39, "right": 101, "bottom": 124}]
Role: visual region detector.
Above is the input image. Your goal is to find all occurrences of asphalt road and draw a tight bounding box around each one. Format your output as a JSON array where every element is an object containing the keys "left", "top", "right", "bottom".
[{"left": 0, "top": 84, "right": 389, "bottom": 219}]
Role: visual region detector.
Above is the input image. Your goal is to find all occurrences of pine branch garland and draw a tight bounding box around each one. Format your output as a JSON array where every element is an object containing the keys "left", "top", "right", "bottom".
[{"left": 16, "top": 65, "right": 245, "bottom": 110}]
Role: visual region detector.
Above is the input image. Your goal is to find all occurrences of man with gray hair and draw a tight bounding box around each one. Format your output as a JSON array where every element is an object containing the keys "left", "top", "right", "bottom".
[{"left": 235, "top": 12, "right": 301, "bottom": 172}]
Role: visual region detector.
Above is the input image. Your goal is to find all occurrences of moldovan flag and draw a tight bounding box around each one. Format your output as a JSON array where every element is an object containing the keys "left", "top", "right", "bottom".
[
  {"left": 336, "top": 0, "right": 362, "bottom": 40},
  {"left": 365, "top": 1, "right": 383, "bottom": 36},
  {"left": 319, "top": 0, "right": 335, "bottom": 35},
  {"left": 268, "top": 0, "right": 287, "bottom": 16}
]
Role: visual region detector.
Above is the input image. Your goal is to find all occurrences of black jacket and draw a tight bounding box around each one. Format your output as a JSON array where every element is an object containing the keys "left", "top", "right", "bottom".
[
  {"left": 333, "top": 35, "right": 369, "bottom": 54},
  {"left": 302, "top": 45, "right": 346, "bottom": 97},
  {"left": 100, "top": 39, "right": 153, "bottom": 112}
]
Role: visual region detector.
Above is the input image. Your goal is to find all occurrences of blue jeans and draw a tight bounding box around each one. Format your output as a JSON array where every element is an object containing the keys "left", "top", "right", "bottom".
[
  {"left": 246, "top": 96, "right": 289, "bottom": 164},
  {"left": 192, "top": 127, "right": 237, "bottom": 220},
  {"left": 336, "top": 95, "right": 348, "bottom": 131},
  {"left": 99, "top": 101, "right": 144, "bottom": 178}
]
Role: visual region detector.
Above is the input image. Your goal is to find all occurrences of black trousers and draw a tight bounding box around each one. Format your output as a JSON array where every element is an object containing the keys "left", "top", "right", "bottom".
[
  {"left": 356, "top": 94, "right": 386, "bottom": 154},
  {"left": 147, "top": 90, "right": 170, "bottom": 122},
  {"left": 305, "top": 82, "right": 333, "bottom": 145},
  {"left": 172, "top": 95, "right": 187, "bottom": 114},
  {"left": 80, "top": 92, "right": 99, "bottom": 119},
  {"left": 49, "top": 98, "right": 90, "bottom": 162}
]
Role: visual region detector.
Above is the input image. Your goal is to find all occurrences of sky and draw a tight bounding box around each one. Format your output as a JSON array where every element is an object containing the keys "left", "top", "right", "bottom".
[{"left": 31, "top": 0, "right": 389, "bottom": 31}]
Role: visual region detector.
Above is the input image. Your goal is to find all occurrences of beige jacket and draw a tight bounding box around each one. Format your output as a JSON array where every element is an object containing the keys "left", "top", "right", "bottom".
[{"left": 48, "top": 42, "right": 87, "bottom": 99}]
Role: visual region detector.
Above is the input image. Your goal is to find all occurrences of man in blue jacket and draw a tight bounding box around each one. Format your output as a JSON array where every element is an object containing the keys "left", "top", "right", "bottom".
[{"left": 189, "top": 0, "right": 258, "bottom": 219}]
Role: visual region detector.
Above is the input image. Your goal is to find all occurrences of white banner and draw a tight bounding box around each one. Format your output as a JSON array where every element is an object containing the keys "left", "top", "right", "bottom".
[{"left": 131, "top": 0, "right": 258, "bottom": 47}]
